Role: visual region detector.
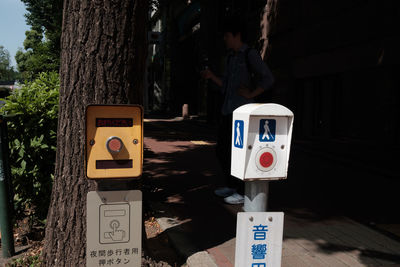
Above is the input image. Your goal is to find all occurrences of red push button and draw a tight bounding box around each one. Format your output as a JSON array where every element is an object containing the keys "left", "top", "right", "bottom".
[
  {"left": 106, "top": 136, "right": 123, "bottom": 153},
  {"left": 259, "top": 152, "right": 273, "bottom": 168},
  {"left": 255, "top": 147, "right": 277, "bottom": 172}
]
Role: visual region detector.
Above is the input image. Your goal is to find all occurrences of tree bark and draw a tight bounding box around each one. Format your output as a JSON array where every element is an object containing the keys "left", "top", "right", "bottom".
[
  {"left": 260, "top": 0, "right": 278, "bottom": 60},
  {"left": 42, "top": 0, "right": 147, "bottom": 265}
]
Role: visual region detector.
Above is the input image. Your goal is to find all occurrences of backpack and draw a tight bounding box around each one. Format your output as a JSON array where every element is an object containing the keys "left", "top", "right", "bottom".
[{"left": 244, "top": 47, "right": 256, "bottom": 90}]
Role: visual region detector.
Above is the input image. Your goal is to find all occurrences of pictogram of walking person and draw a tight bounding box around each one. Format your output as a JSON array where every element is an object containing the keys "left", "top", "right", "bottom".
[
  {"left": 262, "top": 120, "right": 272, "bottom": 140},
  {"left": 235, "top": 122, "right": 242, "bottom": 146}
]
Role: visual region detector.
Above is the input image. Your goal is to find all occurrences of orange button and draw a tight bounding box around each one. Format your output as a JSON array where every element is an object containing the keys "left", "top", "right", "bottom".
[
  {"left": 106, "top": 137, "right": 123, "bottom": 153},
  {"left": 259, "top": 152, "right": 273, "bottom": 168}
]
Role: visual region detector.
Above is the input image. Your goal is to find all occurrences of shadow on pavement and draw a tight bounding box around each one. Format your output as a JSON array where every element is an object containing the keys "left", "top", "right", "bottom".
[{"left": 142, "top": 118, "right": 400, "bottom": 266}]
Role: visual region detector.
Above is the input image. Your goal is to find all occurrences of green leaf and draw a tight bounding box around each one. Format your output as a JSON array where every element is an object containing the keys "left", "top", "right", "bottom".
[
  {"left": 18, "top": 147, "right": 25, "bottom": 158},
  {"left": 4, "top": 71, "right": 59, "bottom": 224},
  {"left": 20, "top": 160, "right": 26, "bottom": 171}
]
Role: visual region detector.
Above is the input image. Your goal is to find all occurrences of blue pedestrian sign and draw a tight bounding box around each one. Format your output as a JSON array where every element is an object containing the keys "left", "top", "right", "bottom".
[
  {"left": 234, "top": 120, "right": 244, "bottom": 149},
  {"left": 259, "top": 119, "right": 276, "bottom": 142}
]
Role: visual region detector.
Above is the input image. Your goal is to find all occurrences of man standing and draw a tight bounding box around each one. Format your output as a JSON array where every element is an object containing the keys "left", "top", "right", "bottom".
[{"left": 202, "top": 17, "right": 274, "bottom": 204}]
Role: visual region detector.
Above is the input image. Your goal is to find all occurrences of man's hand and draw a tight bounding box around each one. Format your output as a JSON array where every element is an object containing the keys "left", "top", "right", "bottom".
[
  {"left": 238, "top": 85, "right": 253, "bottom": 99},
  {"left": 238, "top": 86, "right": 265, "bottom": 99},
  {"left": 201, "top": 69, "right": 223, "bottom": 87},
  {"left": 201, "top": 69, "right": 214, "bottom": 79}
]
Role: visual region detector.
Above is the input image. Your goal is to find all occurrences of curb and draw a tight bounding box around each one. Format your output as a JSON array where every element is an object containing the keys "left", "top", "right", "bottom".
[
  {"left": 187, "top": 252, "right": 218, "bottom": 267},
  {"left": 149, "top": 200, "right": 219, "bottom": 267},
  {"left": 157, "top": 219, "right": 219, "bottom": 267}
]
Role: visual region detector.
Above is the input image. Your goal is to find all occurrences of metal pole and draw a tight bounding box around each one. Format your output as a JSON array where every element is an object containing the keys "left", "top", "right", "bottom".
[
  {"left": 244, "top": 180, "right": 269, "bottom": 212},
  {"left": 0, "top": 116, "right": 15, "bottom": 257}
]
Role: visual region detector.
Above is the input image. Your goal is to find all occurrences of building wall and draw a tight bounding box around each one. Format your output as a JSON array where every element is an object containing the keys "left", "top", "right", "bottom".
[{"left": 265, "top": 0, "right": 400, "bottom": 149}]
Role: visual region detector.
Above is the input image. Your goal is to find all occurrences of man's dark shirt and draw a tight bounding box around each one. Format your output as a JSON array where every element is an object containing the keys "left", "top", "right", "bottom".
[{"left": 221, "top": 44, "right": 274, "bottom": 115}]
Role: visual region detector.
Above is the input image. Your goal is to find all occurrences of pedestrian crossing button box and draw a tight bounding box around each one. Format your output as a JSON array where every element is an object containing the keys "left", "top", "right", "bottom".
[
  {"left": 231, "top": 104, "right": 294, "bottom": 181},
  {"left": 86, "top": 105, "right": 143, "bottom": 179}
]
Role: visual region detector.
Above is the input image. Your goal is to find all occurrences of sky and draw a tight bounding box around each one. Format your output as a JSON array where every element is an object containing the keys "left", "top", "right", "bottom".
[{"left": 0, "top": 0, "right": 30, "bottom": 67}]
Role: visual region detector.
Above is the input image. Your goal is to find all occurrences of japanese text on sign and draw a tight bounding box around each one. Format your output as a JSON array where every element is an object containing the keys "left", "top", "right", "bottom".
[
  {"left": 89, "top": 247, "right": 139, "bottom": 266},
  {"left": 234, "top": 212, "right": 284, "bottom": 267},
  {"left": 251, "top": 224, "right": 268, "bottom": 266}
]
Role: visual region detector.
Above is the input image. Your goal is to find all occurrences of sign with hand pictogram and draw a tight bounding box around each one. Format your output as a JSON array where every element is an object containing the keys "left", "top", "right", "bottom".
[
  {"left": 87, "top": 190, "right": 142, "bottom": 267},
  {"left": 100, "top": 203, "right": 130, "bottom": 244}
]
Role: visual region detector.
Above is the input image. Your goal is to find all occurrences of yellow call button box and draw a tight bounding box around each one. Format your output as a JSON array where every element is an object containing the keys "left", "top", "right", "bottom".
[{"left": 86, "top": 105, "right": 143, "bottom": 179}]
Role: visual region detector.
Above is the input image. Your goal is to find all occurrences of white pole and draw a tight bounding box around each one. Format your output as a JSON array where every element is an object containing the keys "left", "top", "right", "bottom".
[{"left": 244, "top": 180, "right": 269, "bottom": 212}]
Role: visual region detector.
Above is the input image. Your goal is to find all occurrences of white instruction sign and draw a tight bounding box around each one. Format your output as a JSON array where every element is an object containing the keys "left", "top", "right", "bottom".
[
  {"left": 87, "top": 190, "right": 142, "bottom": 267},
  {"left": 235, "top": 212, "right": 284, "bottom": 267}
]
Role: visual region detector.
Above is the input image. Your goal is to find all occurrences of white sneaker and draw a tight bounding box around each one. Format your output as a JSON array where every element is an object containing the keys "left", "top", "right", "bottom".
[
  {"left": 224, "top": 193, "right": 244, "bottom": 204},
  {"left": 214, "top": 187, "right": 236, "bottom": 198}
]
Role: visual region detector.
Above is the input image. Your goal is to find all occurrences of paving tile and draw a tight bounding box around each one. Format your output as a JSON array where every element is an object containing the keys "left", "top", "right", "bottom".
[
  {"left": 294, "top": 252, "right": 329, "bottom": 267},
  {"left": 211, "top": 239, "right": 236, "bottom": 264},
  {"left": 327, "top": 223, "right": 385, "bottom": 266},
  {"left": 282, "top": 255, "right": 309, "bottom": 267},
  {"left": 207, "top": 247, "right": 234, "bottom": 267},
  {"left": 332, "top": 223, "right": 400, "bottom": 266}
]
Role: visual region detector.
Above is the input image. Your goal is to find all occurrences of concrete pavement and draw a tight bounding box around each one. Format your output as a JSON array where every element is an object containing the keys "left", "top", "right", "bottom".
[{"left": 142, "top": 116, "right": 400, "bottom": 267}]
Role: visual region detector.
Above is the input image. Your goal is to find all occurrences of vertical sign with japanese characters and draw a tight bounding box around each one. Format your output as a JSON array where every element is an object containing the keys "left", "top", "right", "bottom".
[
  {"left": 235, "top": 212, "right": 284, "bottom": 267},
  {"left": 87, "top": 190, "right": 142, "bottom": 267}
]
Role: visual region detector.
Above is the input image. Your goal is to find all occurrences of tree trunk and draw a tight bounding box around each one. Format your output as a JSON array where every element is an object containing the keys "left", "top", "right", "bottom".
[
  {"left": 42, "top": 0, "right": 147, "bottom": 265},
  {"left": 260, "top": 0, "right": 278, "bottom": 61}
]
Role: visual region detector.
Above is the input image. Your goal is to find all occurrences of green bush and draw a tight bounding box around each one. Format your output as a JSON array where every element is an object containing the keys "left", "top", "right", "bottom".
[
  {"left": 6, "top": 252, "right": 42, "bottom": 267},
  {"left": 0, "top": 72, "right": 59, "bottom": 223}
]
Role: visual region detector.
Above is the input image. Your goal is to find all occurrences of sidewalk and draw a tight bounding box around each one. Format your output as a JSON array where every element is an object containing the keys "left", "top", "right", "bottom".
[{"left": 142, "top": 117, "right": 400, "bottom": 267}]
